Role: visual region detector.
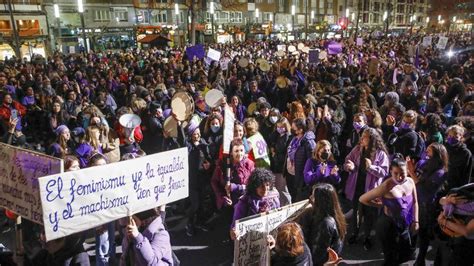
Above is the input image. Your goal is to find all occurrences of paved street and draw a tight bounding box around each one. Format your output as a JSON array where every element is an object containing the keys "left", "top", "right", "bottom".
[{"left": 0, "top": 209, "right": 438, "bottom": 266}]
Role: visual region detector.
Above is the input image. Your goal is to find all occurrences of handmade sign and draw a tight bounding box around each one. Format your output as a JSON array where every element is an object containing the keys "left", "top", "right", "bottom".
[
  {"left": 0, "top": 143, "right": 63, "bottom": 224},
  {"left": 308, "top": 50, "right": 319, "bottom": 64},
  {"left": 356, "top": 38, "right": 363, "bottom": 46},
  {"left": 437, "top": 37, "right": 448, "bottom": 50},
  {"left": 422, "top": 36, "right": 432, "bottom": 47},
  {"left": 223, "top": 106, "right": 236, "bottom": 154},
  {"left": 39, "top": 148, "right": 189, "bottom": 241},
  {"left": 233, "top": 200, "right": 309, "bottom": 266},
  {"left": 207, "top": 48, "right": 221, "bottom": 61},
  {"left": 247, "top": 133, "right": 269, "bottom": 160}
]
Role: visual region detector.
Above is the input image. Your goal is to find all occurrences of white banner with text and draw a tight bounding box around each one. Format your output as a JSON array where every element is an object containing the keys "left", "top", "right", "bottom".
[{"left": 39, "top": 148, "right": 189, "bottom": 241}]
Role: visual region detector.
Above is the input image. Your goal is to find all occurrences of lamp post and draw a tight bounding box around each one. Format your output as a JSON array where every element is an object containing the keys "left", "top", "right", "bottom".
[
  {"left": 383, "top": 11, "right": 388, "bottom": 35},
  {"left": 255, "top": 8, "right": 259, "bottom": 24},
  {"left": 77, "top": 0, "right": 87, "bottom": 53},
  {"left": 210, "top": 1, "right": 215, "bottom": 43},
  {"left": 311, "top": 10, "right": 314, "bottom": 25},
  {"left": 54, "top": 4, "right": 61, "bottom": 52},
  {"left": 291, "top": 4, "right": 295, "bottom": 39}
]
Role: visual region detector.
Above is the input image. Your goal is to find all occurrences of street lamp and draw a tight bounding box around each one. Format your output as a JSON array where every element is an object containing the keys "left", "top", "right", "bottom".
[
  {"left": 452, "top": 16, "right": 456, "bottom": 23},
  {"left": 255, "top": 8, "right": 259, "bottom": 24},
  {"left": 426, "top": 17, "right": 430, "bottom": 24},
  {"left": 175, "top": 3, "right": 179, "bottom": 25},
  {"left": 210, "top": 1, "right": 215, "bottom": 43},
  {"left": 438, "top": 15, "right": 441, "bottom": 22},
  {"left": 345, "top": 8, "right": 349, "bottom": 18},
  {"left": 77, "top": 0, "right": 87, "bottom": 53},
  {"left": 291, "top": 5, "right": 295, "bottom": 38},
  {"left": 54, "top": 4, "right": 61, "bottom": 52},
  {"left": 311, "top": 10, "right": 314, "bottom": 24}
]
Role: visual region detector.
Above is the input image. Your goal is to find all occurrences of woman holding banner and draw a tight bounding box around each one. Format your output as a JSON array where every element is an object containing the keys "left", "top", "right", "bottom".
[
  {"left": 230, "top": 168, "right": 280, "bottom": 239},
  {"left": 297, "top": 183, "right": 347, "bottom": 266},
  {"left": 119, "top": 208, "right": 173, "bottom": 266}
]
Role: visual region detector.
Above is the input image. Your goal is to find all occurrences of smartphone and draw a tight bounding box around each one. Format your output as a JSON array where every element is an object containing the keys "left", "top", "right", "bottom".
[{"left": 10, "top": 109, "right": 18, "bottom": 120}]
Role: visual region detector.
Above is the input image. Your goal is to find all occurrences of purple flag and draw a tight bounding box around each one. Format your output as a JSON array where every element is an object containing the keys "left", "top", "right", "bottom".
[
  {"left": 328, "top": 42, "right": 342, "bottom": 55},
  {"left": 186, "top": 44, "right": 205, "bottom": 61}
]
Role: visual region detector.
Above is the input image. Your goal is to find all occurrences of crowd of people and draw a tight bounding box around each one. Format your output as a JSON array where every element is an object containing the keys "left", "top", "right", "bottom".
[{"left": 0, "top": 31, "right": 473, "bottom": 266}]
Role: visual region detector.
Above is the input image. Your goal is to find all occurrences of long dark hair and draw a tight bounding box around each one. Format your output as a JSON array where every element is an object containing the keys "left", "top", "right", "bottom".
[
  {"left": 422, "top": 143, "right": 448, "bottom": 176},
  {"left": 310, "top": 183, "right": 347, "bottom": 240},
  {"left": 361, "top": 127, "right": 388, "bottom": 160}
]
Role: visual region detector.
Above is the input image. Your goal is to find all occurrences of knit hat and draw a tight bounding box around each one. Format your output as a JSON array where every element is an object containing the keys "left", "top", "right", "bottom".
[{"left": 55, "top": 125, "right": 69, "bottom": 136}]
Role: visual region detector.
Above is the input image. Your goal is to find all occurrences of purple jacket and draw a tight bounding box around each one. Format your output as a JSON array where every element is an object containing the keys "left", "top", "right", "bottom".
[
  {"left": 344, "top": 145, "right": 389, "bottom": 201},
  {"left": 231, "top": 190, "right": 280, "bottom": 228},
  {"left": 120, "top": 216, "right": 173, "bottom": 266},
  {"left": 303, "top": 159, "right": 341, "bottom": 186}
]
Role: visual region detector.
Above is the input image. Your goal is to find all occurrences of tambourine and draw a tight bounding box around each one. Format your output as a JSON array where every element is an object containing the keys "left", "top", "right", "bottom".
[
  {"left": 276, "top": 76, "right": 288, "bottom": 89},
  {"left": 288, "top": 45, "right": 296, "bottom": 53},
  {"left": 238, "top": 58, "right": 249, "bottom": 68},
  {"left": 297, "top": 43, "right": 305, "bottom": 51},
  {"left": 259, "top": 60, "right": 271, "bottom": 72},
  {"left": 247, "top": 102, "right": 258, "bottom": 115},
  {"left": 171, "top": 92, "right": 194, "bottom": 121},
  {"left": 205, "top": 89, "right": 224, "bottom": 108},
  {"left": 163, "top": 116, "right": 178, "bottom": 138}
]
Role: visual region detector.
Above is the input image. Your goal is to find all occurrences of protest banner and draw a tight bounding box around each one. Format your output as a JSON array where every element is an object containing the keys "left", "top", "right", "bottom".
[
  {"left": 422, "top": 36, "right": 432, "bottom": 47},
  {"left": 223, "top": 106, "right": 236, "bottom": 154},
  {"left": 234, "top": 200, "right": 309, "bottom": 266},
  {"left": 356, "top": 38, "right": 363, "bottom": 46},
  {"left": 0, "top": 143, "right": 63, "bottom": 224},
  {"left": 308, "top": 49, "right": 319, "bottom": 64},
  {"left": 220, "top": 57, "right": 231, "bottom": 71},
  {"left": 39, "top": 148, "right": 189, "bottom": 241},
  {"left": 207, "top": 48, "right": 221, "bottom": 61},
  {"left": 186, "top": 44, "right": 205, "bottom": 60},
  {"left": 437, "top": 37, "right": 448, "bottom": 50},
  {"left": 328, "top": 42, "right": 342, "bottom": 55}
]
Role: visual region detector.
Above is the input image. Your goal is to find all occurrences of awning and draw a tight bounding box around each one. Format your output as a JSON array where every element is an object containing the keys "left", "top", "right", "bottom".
[{"left": 138, "top": 34, "right": 159, "bottom": 43}]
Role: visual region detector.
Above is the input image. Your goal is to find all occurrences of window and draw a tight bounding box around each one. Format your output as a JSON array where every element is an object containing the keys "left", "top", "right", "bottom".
[
  {"left": 94, "top": 10, "right": 110, "bottom": 21},
  {"left": 397, "top": 5, "right": 404, "bottom": 13},
  {"left": 363, "top": 13, "right": 368, "bottom": 23},
  {"left": 373, "top": 13, "right": 379, "bottom": 23},
  {"left": 418, "top": 7, "right": 423, "bottom": 12},
  {"left": 396, "top": 14, "right": 403, "bottom": 23},
  {"left": 256, "top": 0, "right": 263, "bottom": 3},
  {"left": 152, "top": 10, "right": 167, "bottom": 23},
  {"left": 229, "top": 11, "right": 243, "bottom": 23},
  {"left": 374, "top": 2, "right": 380, "bottom": 11},
  {"left": 216, "top": 11, "right": 229, "bottom": 24},
  {"left": 156, "top": 0, "right": 167, "bottom": 3},
  {"left": 267, "top": 0, "right": 273, "bottom": 3},
  {"left": 114, "top": 9, "right": 128, "bottom": 22}
]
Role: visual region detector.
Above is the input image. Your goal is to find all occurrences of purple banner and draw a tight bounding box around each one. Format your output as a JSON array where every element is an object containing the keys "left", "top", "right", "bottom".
[
  {"left": 186, "top": 44, "right": 205, "bottom": 61},
  {"left": 308, "top": 50, "right": 319, "bottom": 64},
  {"left": 328, "top": 42, "right": 342, "bottom": 55}
]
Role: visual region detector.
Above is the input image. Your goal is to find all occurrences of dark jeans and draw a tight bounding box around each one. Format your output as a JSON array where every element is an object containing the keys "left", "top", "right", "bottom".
[
  {"left": 416, "top": 203, "right": 437, "bottom": 264},
  {"left": 350, "top": 199, "right": 378, "bottom": 239},
  {"left": 376, "top": 213, "right": 414, "bottom": 266},
  {"left": 286, "top": 174, "right": 307, "bottom": 202}
]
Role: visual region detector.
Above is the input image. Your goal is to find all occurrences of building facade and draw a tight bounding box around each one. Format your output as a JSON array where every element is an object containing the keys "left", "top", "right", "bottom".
[{"left": 0, "top": 0, "right": 49, "bottom": 59}]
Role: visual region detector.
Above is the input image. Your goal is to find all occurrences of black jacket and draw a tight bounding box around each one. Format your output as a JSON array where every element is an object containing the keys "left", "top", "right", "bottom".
[
  {"left": 297, "top": 208, "right": 343, "bottom": 266},
  {"left": 445, "top": 142, "right": 473, "bottom": 192},
  {"left": 386, "top": 126, "right": 418, "bottom": 158},
  {"left": 271, "top": 243, "right": 313, "bottom": 266}
]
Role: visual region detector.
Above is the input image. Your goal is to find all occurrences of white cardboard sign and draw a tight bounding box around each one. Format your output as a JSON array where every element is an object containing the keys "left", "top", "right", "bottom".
[
  {"left": 39, "top": 148, "right": 189, "bottom": 241},
  {"left": 223, "top": 105, "right": 236, "bottom": 154},
  {"left": 233, "top": 200, "right": 309, "bottom": 266},
  {"left": 437, "top": 37, "right": 448, "bottom": 50},
  {"left": 0, "top": 143, "right": 63, "bottom": 224},
  {"left": 207, "top": 48, "right": 221, "bottom": 61}
]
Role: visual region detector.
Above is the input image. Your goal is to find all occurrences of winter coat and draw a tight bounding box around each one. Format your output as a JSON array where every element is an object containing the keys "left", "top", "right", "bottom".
[
  {"left": 385, "top": 126, "right": 418, "bottom": 158},
  {"left": 297, "top": 208, "right": 343, "bottom": 266},
  {"left": 445, "top": 142, "right": 473, "bottom": 192},
  {"left": 344, "top": 146, "right": 389, "bottom": 201},
  {"left": 314, "top": 118, "right": 342, "bottom": 159},
  {"left": 303, "top": 159, "right": 341, "bottom": 187},
  {"left": 120, "top": 216, "right": 173, "bottom": 266},
  {"left": 231, "top": 190, "right": 280, "bottom": 228},
  {"left": 187, "top": 139, "right": 212, "bottom": 189},
  {"left": 270, "top": 132, "right": 292, "bottom": 174},
  {"left": 211, "top": 158, "right": 255, "bottom": 209}
]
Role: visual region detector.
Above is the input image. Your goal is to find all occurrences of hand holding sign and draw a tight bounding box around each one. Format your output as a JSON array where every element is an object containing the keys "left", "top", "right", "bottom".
[{"left": 127, "top": 216, "right": 139, "bottom": 238}]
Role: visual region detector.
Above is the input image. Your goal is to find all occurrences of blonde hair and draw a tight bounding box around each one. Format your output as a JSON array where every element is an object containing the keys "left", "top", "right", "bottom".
[
  {"left": 447, "top": 124, "right": 465, "bottom": 136},
  {"left": 131, "top": 98, "right": 147, "bottom": 114},
  {"left": 402, "top": 110, "right": 418, "bottom": 126},
  {"left": 312, "top": 140, "right": 333, "bottom": 161},
  {"left": 276, "top": 117, "right": 291, "bottom": 134},
  {"left": 243, "top": 118, "right": 259, "bottom": 137},
  {"left": 85, "top": 126, "right": 101, "bottom": 151}
]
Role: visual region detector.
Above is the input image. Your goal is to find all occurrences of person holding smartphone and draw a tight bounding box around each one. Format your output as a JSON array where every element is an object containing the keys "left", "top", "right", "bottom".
[{"left": 0, "top": 92, "right": 27, "bottom": 146}]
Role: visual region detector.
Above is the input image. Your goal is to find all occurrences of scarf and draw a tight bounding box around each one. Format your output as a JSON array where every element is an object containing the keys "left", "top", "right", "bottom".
[{"left": 288, "top": 136, "right": 303, "bottom": 163}]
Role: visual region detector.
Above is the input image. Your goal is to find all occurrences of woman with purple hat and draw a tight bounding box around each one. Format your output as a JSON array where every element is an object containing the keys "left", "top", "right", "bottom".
[
  {"left": 184, "top": 120, "right": 212, "bottom": 236},
  {"left": 47, "top": 125, "right": 74, "bottom": 158}
]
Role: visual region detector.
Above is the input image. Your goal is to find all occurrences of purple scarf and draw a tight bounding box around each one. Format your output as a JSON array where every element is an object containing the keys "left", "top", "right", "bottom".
[{"left": 288, "top": 136, "right": 303, "bottom": 163}]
